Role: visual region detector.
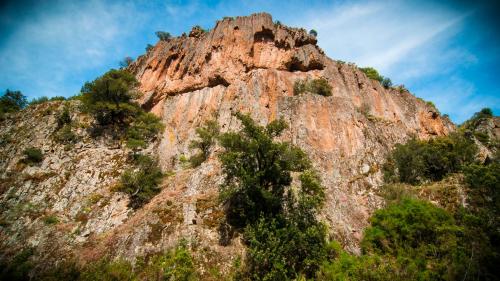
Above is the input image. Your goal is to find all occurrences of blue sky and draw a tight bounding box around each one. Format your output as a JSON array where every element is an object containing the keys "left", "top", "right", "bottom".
[{"left": 0, "top": 0, "right": 498, "bottom": 123}]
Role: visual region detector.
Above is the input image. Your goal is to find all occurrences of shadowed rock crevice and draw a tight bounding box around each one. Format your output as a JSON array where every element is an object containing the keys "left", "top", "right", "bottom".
[{"left": 253, "top": 27, "right": 275, "bottom": 43}]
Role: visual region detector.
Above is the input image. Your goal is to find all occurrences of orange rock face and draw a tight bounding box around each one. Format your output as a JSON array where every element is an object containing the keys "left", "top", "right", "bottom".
[{"left": 129, "top": 13, "right": 454, "bottom": 252}]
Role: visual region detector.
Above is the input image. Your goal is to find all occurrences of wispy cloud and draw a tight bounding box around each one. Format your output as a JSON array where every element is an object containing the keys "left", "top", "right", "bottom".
[
  {"left": 0, "top": 0, "right": 497, "bottom": 122},
  {"left": 0, "top": 0, "right": 147, "bottom": 98}
]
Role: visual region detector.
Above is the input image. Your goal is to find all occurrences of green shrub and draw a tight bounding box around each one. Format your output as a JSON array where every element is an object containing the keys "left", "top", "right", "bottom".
[
  {"left": 461, "top": 107, "right": 494, "bottom": 130},
  {"left": 119, "top": 57, "right": 133, "bottom": 68},
  {"left": 80, "top": 69, "right": 140, "bottom": 128},
  {"left": 139, "top": 240, "right": 197, "bottom": 281},
  {"left": 79, "top": 259, "right": 135, "bottom": 281},
  {"left": 243, "top": 216, "right": 331, "bottom": 280},
  {"left": 218, "top": 113, "right": 328, "bottom": 279},
  {"left": 0, "top": 89, "right": 27, "bottom": 116},
  {"left": 383, "top": 133, "right": 477, "bottom": 184},
  {"left": 381, "top": 77, "right": 392, "bottom": 88},
  {"left": 29, "top": 96, "right": 49, "bottom": 105},
  {"left": 117, "top": 155, "right": 164, "bottom": 209},
  {"left": 188, "top": 120, "right": 219, "bottom": 167},
  {"left": 320, "top": 199, "right": 464, "bottom": 280},
  {"left": 145, "top": 44, "right": 154, "bottom": 52},
  {"left": 293, "top": 78, "right": 332, "bottom": 96},
  {"left": 473, "top": 131, "right": 490, "bottom": 144},
  {"left": 42, "top": 215, "right": 59, "bottom": 225},
  {"left": 359, "top": 67, "right": 383, "bottom": 82},
  {"left": 155, "top": 31, "right": 171, "bottom": 41},
  {"left": 126, "top": 112, "right": 164, "bottom": 152},
  {"left": 309, "top": 29, "right": 318, "bottom": 37},
  {"left": 54, "top": 125, "right": 77, "bottom": 144},
  {"left": 56, "top": 106, "right": 71, "bottom": 128},
  {"left": 22, "top": 147, "right": 44, "bottom": 165},
  {"left": 0, "top": 248, "right": 34, "bottom": 281}
]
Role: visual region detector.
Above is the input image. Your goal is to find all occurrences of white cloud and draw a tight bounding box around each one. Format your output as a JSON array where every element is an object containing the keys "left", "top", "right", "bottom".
[{"left": 0, "top": 0, "right": 147, "bottom": 98}]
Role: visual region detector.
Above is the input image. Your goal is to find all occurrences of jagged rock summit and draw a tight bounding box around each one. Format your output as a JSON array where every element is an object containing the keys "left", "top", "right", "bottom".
[
  {"left": 129, "top": 12, "right": 453, "bottom": 248},
  {"left": 0, "top": 13, "right": 453, "bottom": 275}
]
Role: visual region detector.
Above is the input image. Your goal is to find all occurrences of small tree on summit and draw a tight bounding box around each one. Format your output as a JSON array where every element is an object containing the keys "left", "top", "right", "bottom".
[
  {"left": 309, "top": 29, "right": 318, "bottom": 37},
  {"left": 155, "top": 31, "right": 171, "bottom": 41},
  {"left": 0, "top": 89, "right": 27, "bottom": 114}
]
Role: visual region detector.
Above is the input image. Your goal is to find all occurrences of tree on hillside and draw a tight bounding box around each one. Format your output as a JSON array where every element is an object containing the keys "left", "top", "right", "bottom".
[
  {"left": 80, "top": 69, "right": 141, "bottom": 127},
  {"left": 0, "top": 89, "right": 27, "bottom": 115},
  {"left": 218, "top": 113, "right": 330, "bottom": 279},
  {"left": 155, "top": 31, "right": 171, "bottom": 41}
]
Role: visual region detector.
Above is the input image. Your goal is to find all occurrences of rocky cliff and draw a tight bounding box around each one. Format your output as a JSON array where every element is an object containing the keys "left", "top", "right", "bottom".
[{"left": 0, "top": 13, "right": 454, "bottom": 276}]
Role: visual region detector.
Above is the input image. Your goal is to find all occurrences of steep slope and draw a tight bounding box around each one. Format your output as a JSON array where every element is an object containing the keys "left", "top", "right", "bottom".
[
  {"left": 129, "top": 13, "right": 453, "bottom": 251},
  {"left": 0, "top": 12, "right": 453, "bottom": 276}
]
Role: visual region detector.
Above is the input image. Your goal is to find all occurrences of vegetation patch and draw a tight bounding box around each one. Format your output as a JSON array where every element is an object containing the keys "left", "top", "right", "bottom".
[
  {"left": 189, "top": 119, "right": 220, "bottom": 167},
  {"left": 293, "top": 77, "right": 332, "bottom": 96},
  {"left": 218, "top": 113, "right": 331, "bottom": 279},
  {"left": 21, "top": 147, "right": 44, "bottom": 165},
  {"left": 359, "top": 67, "right": 392, "bottom": 89},
  {"left": 115, "top": 154, "right": 164, "bottom": 209}
]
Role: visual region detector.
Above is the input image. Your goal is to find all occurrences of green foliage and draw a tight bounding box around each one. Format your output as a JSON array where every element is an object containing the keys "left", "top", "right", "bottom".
[
  {"left": 80, "top": 69, "right": 140, "bottom": 128},
  {"left": 360, "top": 67, "right": 383, "bottom": 82},
  {"left": 119, "top": 57, "right": 133, "bottom": 68},
  {"left": 461, "top": 107, "right": 494, "bottom": 130},
  {"left": 218, "top": 112, "right": 312, "bottom": 227},
  {"left": 243, "top": 216, "right": 331, "bottom": 280},
  {"left": 0, "top": 248, "right": 34, "bottom": 281},
  {"left": 360, "top": 67, "right": 394, "bottom": 89},
  {"left": 117, "top": 155, "right": 164, "bottom": 209},
  {"left": 383, "top": 133, "right": 477, "bottom": 184},
  {"left": 29, "top": 96, "right": 66, "bottom": 106},
  {"left": 218, "top": 113, "right": 328, "bottom": 279},
  {"left": 79, "top": 259, "right": 135, "bottom": 281},
  {"left": 382, "top": 77, "right": 392, "bottom": 88},
  {"left": 42, "top": 215, "right": 59, "bottom": 225},
  {"left": 145, "top": 44, "right": 154, "bottom": 52},
  {"left": 54, "top": 107, "right": 77, "bottom": 144},
  {"left": 293, "top": 78, "right": 332, "bottom": 96},
  {"left": 21, "top": 147, "right": 43, "bottom": 165},
  {"left": 80, "top": 68, "right": 163, "bottom": 146},
  {"left": 461, "top": 160, "right": 500, "bottom": 278},
  {"left": 126, "top": 112, "right": 165, "bottom": 151},
  {"left": 38, "top": 260, "right": 81, "bottom": 281},
  {"left": 0, "top": 242, "right": 197, "bottom": 281},
  {"left": 0, "top": 89, "right": 27, "bottom": 117},
  {"left": 188, "top": 120, "right": 220, "bottom": 167},
  {"left": 139, "top": 240, "right": 197, "bottom": 281},
  {"left": 56, "top": 106, "right": 71, "bottom": 129},
  {"left": 155, "top": 31, "right": 171, "bottom": 41},
  {"left": 320, "top": 199, "right": 464, "bottom": 280},
  {"left": 309, "top": 29, "right": 318, "bottom": 37}
]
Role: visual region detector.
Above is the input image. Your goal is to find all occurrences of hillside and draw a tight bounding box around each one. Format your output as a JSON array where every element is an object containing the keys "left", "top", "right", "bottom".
[{"left": 1, "top": 13, "right": 484, "bottom": 280}]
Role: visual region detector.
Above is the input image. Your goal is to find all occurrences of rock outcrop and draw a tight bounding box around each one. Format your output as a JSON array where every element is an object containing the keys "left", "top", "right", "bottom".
[
  {"left": 129, "top": 12, "right": 453, "bottom": 251},
  {"left": 0, "top": 12, "right": 454, "bottom": 275}
]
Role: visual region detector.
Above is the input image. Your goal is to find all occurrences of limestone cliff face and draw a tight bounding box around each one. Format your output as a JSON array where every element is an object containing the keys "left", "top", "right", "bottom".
[
  {"left": 0, "top": 13, "right": 454, "bottom": 275},
  {"left": 129, "top": 13, "right": 453, "bottom": 250}
]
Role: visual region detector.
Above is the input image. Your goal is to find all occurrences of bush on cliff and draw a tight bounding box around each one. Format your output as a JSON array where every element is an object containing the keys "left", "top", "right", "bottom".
[
  {"left": 21, "top": 147, "right": 43, "bottom": 165},
  {"left": 383, "top": 132, "right": 477, "bottom": 184},
  {"left": 218, "top": 113, "right": 330, "bottom": 279},
  {"left": 188, "top": 119, "right": 220, "bottom": 167},
  {"left": 155, "top": 31, "right": 171, "bottom": 41},
  {"left": 116, "top": 154, "right": 164, "bottom": 209},
  {"left": 360, "top": 67, "right": 394, "bottom": 89},
  {"left": 80, "top": 69, "right": 164, "bottom": 146},
  {"left": 0, "top": 89, "right": 27, "bottom": 118},
  {"left": 80, "top": 69, "right": 140, "bottom": 127},
  {"left": 293, "top": 78, "right": 332, "bottom": 96},
  {"left": 319, "top": 199, "right": 464, "bottom": 280}
]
